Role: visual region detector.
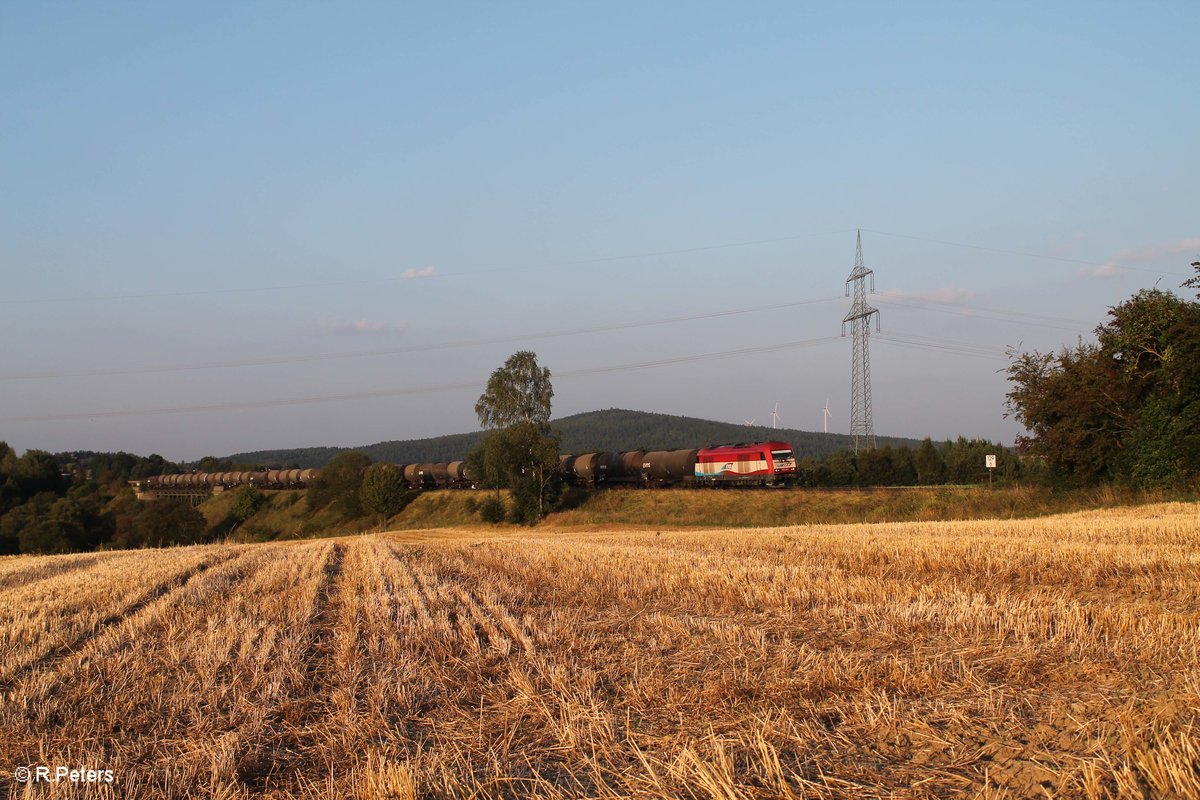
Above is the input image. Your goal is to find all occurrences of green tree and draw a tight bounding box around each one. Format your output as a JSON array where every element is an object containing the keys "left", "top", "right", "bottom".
[
  {"left": 105, "top": 488, "right": 142, "bottom": 547},
  {"left": 855, "top": 447, "right": 893, "bottom": 486},
  {"left": 474, "top": 350, "right": 553, "bottom": 429},
  {"left": 0, "top": 493, "right": 57, "bottom": 553},
  {"left": 10, "top": 450, "right": 65, "bottom": 499},
  {"left": 126, "top": 453, "right": 172, "bottom": 480},
  {"left": 1006, "top": 288, "right": 1200, "bottom": 486},
  {"left": 113, "top": 499, "right": 206, "bottom": 549},
  {"left": 359, "top": 463, "right": 410, "bottom": 527},
  {"left": 0, "top": 441, "right": 19, "bottom": 517},
  {"left": 472, "top": 352, "right": 559, "bottom": 521},
  {"left": 197, "top": 456, "right": 233, "bottom": 474},
  {"left": 1005, "top": 341, "right": 1125, "bottom": 483},
  {"left": 55, "top": 482, "right": 115, "bottom": 550},
  {"left": 913, "top": 438, "right": 942, "bottom": 484},
  {"left": 477, "top": 494, "right": 507, "bottom": 523},
  {"left": 306, "top": 451, "right": 371, "bottom": 517},
  {"left": 230, "top": 485, "right": 267, "bottom": 522},
  {"left": 793, "top": 457, "right": 821, "bottom": 487},
  {"left": 475, "top": 424, "right": 560, "bottom": 523},
  {"left": 1182, "top": 259, "right": 1200, "bottom": 295},
  {"left": 825, "top": 450, "right": 856, "bottom": 486},
  {"left": 889, "top": 445, "right": 918, "bottom": 485}
]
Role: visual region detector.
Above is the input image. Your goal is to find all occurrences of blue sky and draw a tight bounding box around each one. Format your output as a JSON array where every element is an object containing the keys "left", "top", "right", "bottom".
[{"left": 2, "top": 2, "right": 1197, "bottom": 459}]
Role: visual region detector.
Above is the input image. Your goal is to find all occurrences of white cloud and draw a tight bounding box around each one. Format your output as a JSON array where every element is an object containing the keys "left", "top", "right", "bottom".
[
  {"left": 1083, "top": 236, "right": 1200, "bottom": 278},
  {"left": 1077, "top": 263, "right": 1119, "bottom": 280},
  {"left": 402, "top": 266, "right": 436, "bottom": 279},
  {"left": 1043, "top": 231, "right": 1088, "bottom": 258},
  {"left": 1109, "top": 237, "right": 1200, "bottom": 264},
  {"left": 317, "top": 319, "right": 409, "bottom": 335}
]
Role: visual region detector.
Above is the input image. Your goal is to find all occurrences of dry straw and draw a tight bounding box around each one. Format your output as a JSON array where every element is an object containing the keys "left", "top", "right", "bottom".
[{"left": 1, "top": 503, "right": 1197, "bottom": 798}]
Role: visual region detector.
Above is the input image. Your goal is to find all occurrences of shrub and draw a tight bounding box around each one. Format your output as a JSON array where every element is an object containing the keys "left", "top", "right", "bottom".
[{"left": 479, "top": 495, "right": 506, "bottom": 524}]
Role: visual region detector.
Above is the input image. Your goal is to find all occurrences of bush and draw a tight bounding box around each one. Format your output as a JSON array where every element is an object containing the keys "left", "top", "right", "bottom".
[
  {"left": 236, "top": 521, "right": 277, "bottom": 543},
  {"left": 306, "top": 452, "right": 371, "bottom": 517},
  {"left": 556, "top": 486, "right": 589, "bottom": 511},
  {"left": 113, "top": 499, "right": 206, "bottom": 549},
  {"left": 479, "top": 495, "right": 506, "bottom": 524},
  {"left": 230, "top": 485, "right": 267, "bottom": 522},
  {"left": 359, "top": 463, "right": 411, "bottom": 524}
]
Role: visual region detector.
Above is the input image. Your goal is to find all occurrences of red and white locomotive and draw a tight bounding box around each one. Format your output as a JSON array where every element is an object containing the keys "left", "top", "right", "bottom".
[{"left": 693, "top": 441, "right": 797, "bottom": 486}]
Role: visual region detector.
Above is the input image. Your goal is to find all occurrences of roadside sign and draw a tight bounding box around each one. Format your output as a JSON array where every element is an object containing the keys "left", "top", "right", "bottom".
[{"left": 985, "top": 454, "right": 997, "bottom": 469}]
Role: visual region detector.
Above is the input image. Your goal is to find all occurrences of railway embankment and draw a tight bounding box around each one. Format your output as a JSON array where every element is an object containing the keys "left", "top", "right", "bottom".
[{"left": 204, "top": 484, "right": 1190, "bottom": 542}]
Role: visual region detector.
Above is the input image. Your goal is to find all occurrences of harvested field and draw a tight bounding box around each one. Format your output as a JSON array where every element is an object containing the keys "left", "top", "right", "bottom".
[{"left": 2, "top": 504, "right": 1199, "bottom": 798}]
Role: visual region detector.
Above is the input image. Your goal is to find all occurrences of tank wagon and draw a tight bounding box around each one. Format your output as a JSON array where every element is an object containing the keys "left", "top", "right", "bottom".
[
  {"left": 560, "top": 441, "right": 796, "bottom": 487},
  {"left": 143, "top": 469, "right": 320, "bottom": 491},
  {"left": 143, "top": 461, "right": 476, "bottom": 494},
  {"left": 397, "top": 462, "right": 475, "bottom": 489}
]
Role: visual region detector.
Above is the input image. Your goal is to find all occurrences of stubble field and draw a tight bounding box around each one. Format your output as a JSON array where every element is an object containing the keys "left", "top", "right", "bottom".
[{"left": 1, "top": 503, "right": 1198, "bottom": 799}]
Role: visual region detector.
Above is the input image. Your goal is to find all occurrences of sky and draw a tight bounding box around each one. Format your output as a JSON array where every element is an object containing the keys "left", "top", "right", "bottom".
[{"left": 2, "top": 2, "right": 1198, "bottom": 461}]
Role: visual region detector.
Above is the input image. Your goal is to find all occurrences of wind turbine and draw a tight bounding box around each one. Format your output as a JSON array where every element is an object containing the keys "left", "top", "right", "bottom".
[
  {"left": 771, "top": 402, "right": 781, "bottom": 430},
  {"left": 743, "top": 418, "right": 757, "bottom": 426},
  {"left": 823, "top": 397, "right": 832, "bottom": 434}
]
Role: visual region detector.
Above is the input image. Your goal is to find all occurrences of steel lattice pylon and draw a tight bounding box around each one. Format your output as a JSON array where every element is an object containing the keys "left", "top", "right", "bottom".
[{"left": 842, "top": 230, "right": 880, "bottom": 454}]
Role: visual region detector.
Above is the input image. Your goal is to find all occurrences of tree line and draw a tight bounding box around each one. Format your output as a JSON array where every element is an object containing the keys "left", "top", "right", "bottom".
[
  {"left": 1005, "top": 266, "right": 1200, "bottom": 488},
  {"left": 219, "top": 410, "right": 926, "bottom": 469},
  {"left": 0, "top": 446, "right": 210, "bottom": 555}
]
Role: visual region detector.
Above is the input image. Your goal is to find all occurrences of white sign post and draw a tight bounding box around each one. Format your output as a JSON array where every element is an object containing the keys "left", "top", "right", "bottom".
[{"left": 985, "top": 454, "right": 997, "bottom": 486}]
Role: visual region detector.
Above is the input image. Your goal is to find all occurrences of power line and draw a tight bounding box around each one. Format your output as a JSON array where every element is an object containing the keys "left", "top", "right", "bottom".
[
  {"left": 0, "top": 228, "right": 854, "bottom": 305},
  {"left": 862, "top": 228, "right": 1192, "bottom": 277},
  {"left": 7, "top": 225, "right": 1193, "bottom": 306},
  {"left": 0, "top": 295, "right": 845, "bottom": 381},
  {"left": 0, "top": 325, "right": 1019, "bottom": 424},
  {"left": 873, "top": 292, "right": 1092, "bottom": 332},
  {"left": 0, "top": 336, "right": 844, "bottom": 423},
  {"left": 0, "top": 284, "right": 1100, "bottom": 383},
  {"left": 882, "top": 330, "right": 1008, "bottom": 354},
  {"left": 875, "top": 339, "right": 1005, "bottom": 361},
  {"left": 874, "top": 332, "right": 1009, "bottom": 361}
]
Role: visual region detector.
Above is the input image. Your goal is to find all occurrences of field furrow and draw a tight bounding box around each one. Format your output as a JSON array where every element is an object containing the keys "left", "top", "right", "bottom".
[
  {"left": 0, "top": 546, "right": 235, "bottom": 684},
  {"left": 0, "top": 551, "right": 116, "bottom": 594},
  {"left": 1, "top": 504, "right": 1197, "bottom": 799}
]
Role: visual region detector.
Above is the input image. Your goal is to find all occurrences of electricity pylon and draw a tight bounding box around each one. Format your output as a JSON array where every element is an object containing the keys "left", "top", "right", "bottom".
[{"left": 842, "top": 230, "right": 880, "bottom": 454}]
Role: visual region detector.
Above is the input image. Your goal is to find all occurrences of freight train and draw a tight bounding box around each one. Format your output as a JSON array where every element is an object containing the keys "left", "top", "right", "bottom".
[
  {"left": 561, "top": 441, "right": 797, "bottom": 487},
  {"left": 137, "top": 440, "right": 797, "bottom": 497}
]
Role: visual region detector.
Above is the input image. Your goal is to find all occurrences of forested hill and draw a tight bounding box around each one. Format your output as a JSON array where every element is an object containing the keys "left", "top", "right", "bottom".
[{"left": 222, "top": 408, "right": 924, "bottom": 467}]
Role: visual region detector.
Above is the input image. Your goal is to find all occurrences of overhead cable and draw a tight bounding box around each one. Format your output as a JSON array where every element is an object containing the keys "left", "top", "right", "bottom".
[
  {"left": 0, "top": 296, "right": 844, "bottom": 381},
  {"left": 0, "top": 228, "right": 854, "bottom": 305},
  {"left": 0, "top": 336, "right": 844, "bottom": 423}
]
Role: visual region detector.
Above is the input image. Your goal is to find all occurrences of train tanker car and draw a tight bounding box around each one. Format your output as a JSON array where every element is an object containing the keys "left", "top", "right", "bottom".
[{"left": 641, "top": 449, "right": 700, "bottom": 485}]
